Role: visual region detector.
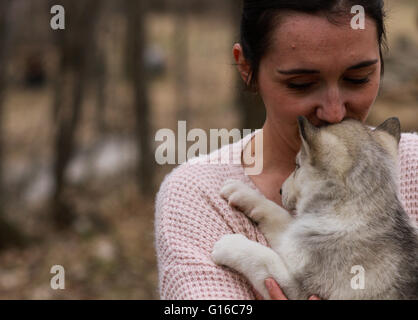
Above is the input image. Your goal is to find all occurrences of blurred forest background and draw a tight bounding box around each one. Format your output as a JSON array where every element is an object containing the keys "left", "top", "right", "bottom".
[{"left": 0, "top": 0, "right": 416, "bottom": 299}]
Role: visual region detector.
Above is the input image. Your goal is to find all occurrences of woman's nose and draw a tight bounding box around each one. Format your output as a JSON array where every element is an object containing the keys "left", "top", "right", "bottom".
[{"left": 316, "top": 87, "right": 347, "bottom": 124}]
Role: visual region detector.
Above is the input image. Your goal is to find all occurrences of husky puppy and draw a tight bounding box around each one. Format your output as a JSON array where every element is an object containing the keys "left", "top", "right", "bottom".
[{"left": 212, "top": 117, "right": 418, "bottom": 300}]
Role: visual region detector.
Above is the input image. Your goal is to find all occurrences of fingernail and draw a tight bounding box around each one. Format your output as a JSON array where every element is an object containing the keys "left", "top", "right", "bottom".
[{"left": 265, "top": 278, "right": 273, "bottom": 289}]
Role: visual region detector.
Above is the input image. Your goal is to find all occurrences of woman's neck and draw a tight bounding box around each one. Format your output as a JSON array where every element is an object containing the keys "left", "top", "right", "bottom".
[
  {"left": 242, "top": 120, "right": 301, "bottom": 205},
  {"left": 258, "top": 120, "right": 300, "bottom": 175}
]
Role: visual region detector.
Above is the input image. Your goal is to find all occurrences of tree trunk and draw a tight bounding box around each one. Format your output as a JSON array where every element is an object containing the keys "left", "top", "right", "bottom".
[
  {"left": 173, "top": 4, "right": 190, "bottom": 123},
  {"left": 51, "top": 0, "right": 101, "bottom": 229},
  {"left": 0, "top": 0, "right": 26, "bottom": 249},
  {"left": 94, "top": 47, "right": 107, "bottom": 134},
  {"left": 127, "top": 0, "right": 155, "bottom": 196}
]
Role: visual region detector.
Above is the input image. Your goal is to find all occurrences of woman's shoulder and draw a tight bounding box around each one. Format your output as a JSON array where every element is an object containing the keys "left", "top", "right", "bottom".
[
  {"left": 399, "top": 132, "right": 418, "bottom": 169},
  {"left": 156, "top": 131, "right": 256, "bottom": 200},
  {"left": 400, "top": 131, "right": 418, "bottom": 147},
  {"left": 399, "top": 132, "right": 418, "bottom": 222},
  {"left": 154, "top": 132, "right": 262, "bottom": 244},
  {"left": 155, "top": 160, "right": 228, "bottom": 206}
]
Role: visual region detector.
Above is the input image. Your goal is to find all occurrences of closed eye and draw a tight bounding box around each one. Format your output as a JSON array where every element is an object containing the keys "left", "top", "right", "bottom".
[
  {"left": 344, "top": 77, "right": 370, "bottom": 84},
  {"left": 287, "top": 82, "right": 314, "bottom": 90},
  {"left": 288, "top": 78, "right": 370, "bottom": 91}
]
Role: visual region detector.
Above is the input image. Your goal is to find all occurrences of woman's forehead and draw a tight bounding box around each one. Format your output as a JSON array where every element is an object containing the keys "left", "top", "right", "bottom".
[{"left": 265, "top": 12, "right": 379, "bottom": 68}]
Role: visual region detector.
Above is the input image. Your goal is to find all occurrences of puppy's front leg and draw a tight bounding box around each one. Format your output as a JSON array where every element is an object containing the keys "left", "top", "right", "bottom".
[
  {"left": 220, "top": 180, "right": 293, "bottom": 244},
  {"left": 212, "top": 234, "right": 293, "bottom": 300}
]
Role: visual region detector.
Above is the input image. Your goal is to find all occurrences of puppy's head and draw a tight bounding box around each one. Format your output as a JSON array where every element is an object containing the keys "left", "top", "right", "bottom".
[{"left": 280, "top": 116, "right": 401, "bottom": 213}]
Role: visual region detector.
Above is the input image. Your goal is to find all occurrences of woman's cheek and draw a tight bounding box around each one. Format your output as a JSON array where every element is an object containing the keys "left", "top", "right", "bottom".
[
  {"left": 269, "top": 96, "right": 306, "bottom": 121},
  {"left": 352, "top": 84, "right": 380, "bottom": 120}
]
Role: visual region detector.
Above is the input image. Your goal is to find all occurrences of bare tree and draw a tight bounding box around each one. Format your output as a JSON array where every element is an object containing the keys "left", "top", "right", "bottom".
[
  {"left": 173, "top": 3, "right": 190, "bottom": 122},
  {"left": 126, "top": 0, "right": 155, "bottom": 196},
  {"left": 93, "top": 43, "right": 107, "bottom": 134},
  {"left": 91, "top": 0, "right": 111, "bottom": 134},
  {"left": 0, "top": 0, "right": 10, "bottom": 203},
  {"left": 0, "top": 0, "right": 26, "bottom": 248},
  {"left": 92, "top": 16, "right": 107, "bottom": 133},
  {"left": 51, "top": 0, "right": 101, "bottom": 228}
]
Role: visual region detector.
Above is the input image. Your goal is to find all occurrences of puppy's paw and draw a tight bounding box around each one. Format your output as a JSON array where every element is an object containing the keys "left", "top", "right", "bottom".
[
  {"left": 211, "top": 234, "right": 248, "bottom": 267},
  {"left": 220, "top": 179, "right": 260, "bottom": 216},
  {"left": 220, "top": 179, "right": 247, "bottom": 199}
]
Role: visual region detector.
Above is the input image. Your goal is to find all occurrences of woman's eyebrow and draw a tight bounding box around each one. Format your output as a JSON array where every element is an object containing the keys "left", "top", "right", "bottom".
[
  {"left": 277, "top": 59, "right": 379, "bottom": 75},
  {"left": 277, "top": 68, "right": 319, "bottom": 75},
  {"left": 346, "top": 59, "right": 379, "bottom": 70}
]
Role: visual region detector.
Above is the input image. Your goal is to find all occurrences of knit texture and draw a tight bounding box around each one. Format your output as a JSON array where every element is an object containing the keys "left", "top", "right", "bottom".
[{"left": 154, "top": 131, "right": 418, "bottom": 300}]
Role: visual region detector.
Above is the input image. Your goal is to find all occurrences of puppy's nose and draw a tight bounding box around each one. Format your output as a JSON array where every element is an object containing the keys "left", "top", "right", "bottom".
[{"left": 279, "top": 188, "right": 282, "bottom": 195}]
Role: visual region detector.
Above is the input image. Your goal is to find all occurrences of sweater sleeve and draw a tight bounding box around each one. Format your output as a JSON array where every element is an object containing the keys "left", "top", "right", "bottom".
[
  {"left": 154, "top": 164, "right": 255, "bottom": 300},
  {"left": 399, "top": 133, "right": 418, "bottom": 225}
]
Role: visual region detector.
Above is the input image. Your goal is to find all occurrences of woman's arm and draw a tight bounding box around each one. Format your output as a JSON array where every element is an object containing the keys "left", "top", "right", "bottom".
[
  {"left": 399, "top": 133, "right": 418, "bottom": 223},
  {"left": 155, "top": 166, "right": 256, "bottom": 300}
]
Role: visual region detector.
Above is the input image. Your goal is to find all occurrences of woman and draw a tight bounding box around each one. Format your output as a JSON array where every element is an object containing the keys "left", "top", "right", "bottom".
[{"left": 155, "top": 0, "right": 418, "bottom": 299}]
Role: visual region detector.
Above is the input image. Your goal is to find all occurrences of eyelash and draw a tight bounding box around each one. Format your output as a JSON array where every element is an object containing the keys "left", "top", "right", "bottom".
[
  {"left": 287, "top": 82, "right": 314, "bottom": 90},
  {"left": 345, "top": 77, "right": 370, "bottom": 85},
  {"left": 287, "top": 77, "right": 370, "bottom": 90}
]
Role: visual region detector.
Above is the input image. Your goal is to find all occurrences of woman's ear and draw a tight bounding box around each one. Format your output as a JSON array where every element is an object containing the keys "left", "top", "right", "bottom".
[{"left": 233, "top": 43, "right": 252, "bottom": 86}]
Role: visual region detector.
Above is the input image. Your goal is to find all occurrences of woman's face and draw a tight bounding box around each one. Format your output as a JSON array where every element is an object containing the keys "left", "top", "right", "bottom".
[{"left": 243, "top": 12, "right": 381, "bottom": 149}]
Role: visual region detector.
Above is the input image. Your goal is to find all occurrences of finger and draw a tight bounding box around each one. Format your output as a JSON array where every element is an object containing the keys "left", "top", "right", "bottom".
[
  {"left": 308, "top": 295, "right": 321, "bottom": 300},
  {"left": 253, "top": 289, "right": 264, "bottom": 300},
  {"left": 265, "top": 278, "right": 288, "bottom": 300}
]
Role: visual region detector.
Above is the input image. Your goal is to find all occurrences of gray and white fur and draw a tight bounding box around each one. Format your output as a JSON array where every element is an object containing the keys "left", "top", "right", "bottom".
[{"left": 212, "top": 117, "right": 418, "bottom": 300}]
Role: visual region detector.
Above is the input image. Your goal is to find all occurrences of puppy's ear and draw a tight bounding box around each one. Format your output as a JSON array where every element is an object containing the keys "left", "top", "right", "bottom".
[
  {"left": 297, "top": 117, "right": 318, "bottom": 159},
  {"left": 297, "top": 116, "right": 318, "bottom": 148},
  {"left": 373, "top": 117, "right": 401, "bottom": 146}
]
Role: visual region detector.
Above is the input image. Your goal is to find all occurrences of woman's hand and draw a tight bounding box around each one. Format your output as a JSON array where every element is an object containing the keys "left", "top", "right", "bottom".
[{"left": 254, "top": 278, "right": 321, "bottom": 300}]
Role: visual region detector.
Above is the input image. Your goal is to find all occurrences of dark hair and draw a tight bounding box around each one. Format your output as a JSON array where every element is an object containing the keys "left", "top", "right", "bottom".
[{"left": 240, "top": 0, "right": 387, "bottom": 91}]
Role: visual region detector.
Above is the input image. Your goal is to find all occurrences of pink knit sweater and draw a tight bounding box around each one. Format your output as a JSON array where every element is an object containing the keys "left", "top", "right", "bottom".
[{"left": 154, "top": 130, "right": 418, "bottom": 300}]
